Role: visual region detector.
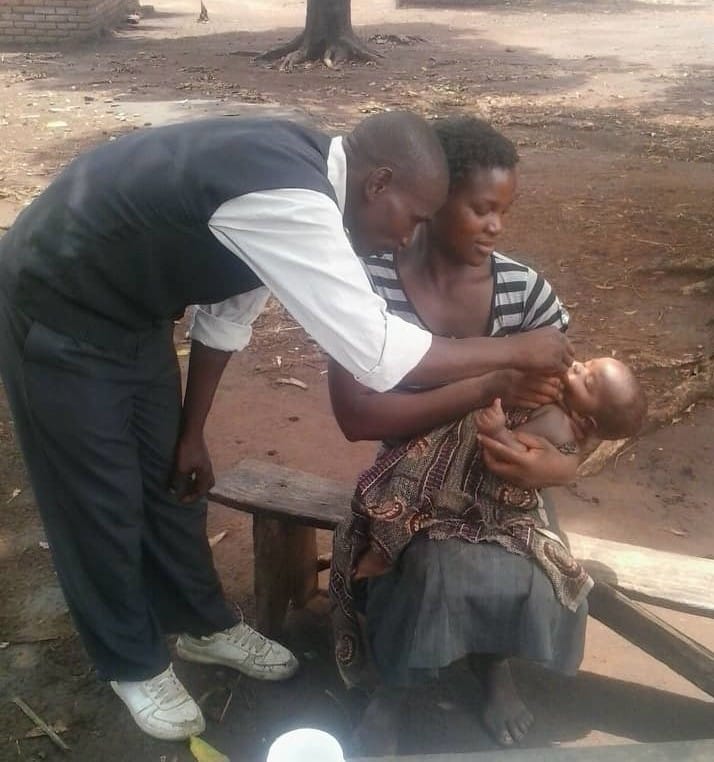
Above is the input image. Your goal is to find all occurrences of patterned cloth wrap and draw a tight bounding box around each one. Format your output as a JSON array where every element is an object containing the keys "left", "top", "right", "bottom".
[{"left": 329, "top": 409, "right": 593, "bottom": 688}]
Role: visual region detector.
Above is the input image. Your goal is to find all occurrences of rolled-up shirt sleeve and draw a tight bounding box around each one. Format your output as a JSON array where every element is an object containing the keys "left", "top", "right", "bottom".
[
  {"left": 189, "top": 286, "right": 271, "bottom": 352},
  {"left": 207, "top": 189, "right": 432, "bottom": 392}
]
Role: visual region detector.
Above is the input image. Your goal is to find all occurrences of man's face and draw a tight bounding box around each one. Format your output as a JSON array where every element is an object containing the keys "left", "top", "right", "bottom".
[{"left": 347, "top": 167, "right": 448, "bottom": 256}]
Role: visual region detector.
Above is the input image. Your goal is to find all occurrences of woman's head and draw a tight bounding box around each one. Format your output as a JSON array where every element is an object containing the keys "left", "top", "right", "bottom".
[{"left": 430, "top": 117, "right": 519, "bottom": 265}]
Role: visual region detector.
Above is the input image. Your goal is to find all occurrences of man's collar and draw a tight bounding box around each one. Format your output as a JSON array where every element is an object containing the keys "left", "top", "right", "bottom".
[{"left": 327, "top": 136, "right": 346, "bottom": 214}]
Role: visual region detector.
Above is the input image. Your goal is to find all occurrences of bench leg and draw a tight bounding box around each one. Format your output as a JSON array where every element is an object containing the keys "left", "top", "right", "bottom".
[
  {"left": 253, "top": 516, "right": 319, "bottom": 638},
  {"left": 588, "top": 582, "right": 714, "bottom": 698}
]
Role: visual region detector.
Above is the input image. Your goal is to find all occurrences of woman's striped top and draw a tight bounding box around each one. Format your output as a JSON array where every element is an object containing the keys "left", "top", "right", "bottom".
[{"left": 362, "top": 251, "right": 569, "bottom": 337}]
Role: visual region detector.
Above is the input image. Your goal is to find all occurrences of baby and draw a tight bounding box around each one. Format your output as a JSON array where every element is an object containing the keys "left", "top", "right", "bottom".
[
  {"left": 475, "top": 357, "right": 648, "bottom": 457},
  {"left": 351, "top": 357, "right": 646, "bottom": 583}
]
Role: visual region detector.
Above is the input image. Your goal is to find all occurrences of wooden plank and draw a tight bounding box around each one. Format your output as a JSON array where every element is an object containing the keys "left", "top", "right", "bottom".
[
  {"left": 210, "top": 459, "right": 347, "bottom": 529},
  {"left": 568, "top": 532, "right": 714, "bottom": 618},
  {"left": 351, "top": 739, "right": 714, "bottom": 761},
  {"left": 588, "top": 582, "right": 714, "bottom": 697},
  {"left": 211, "top": 460, "right": 714, "bottom": 618}
]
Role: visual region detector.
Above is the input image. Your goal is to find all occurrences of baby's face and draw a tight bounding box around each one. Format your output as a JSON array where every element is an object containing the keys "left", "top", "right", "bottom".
[{"left": 562, "top": 358, "right": 627, "bottom": 419}]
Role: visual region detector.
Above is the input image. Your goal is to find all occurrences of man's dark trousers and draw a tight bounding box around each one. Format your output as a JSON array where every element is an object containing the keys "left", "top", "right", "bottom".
[{"left": 0, "top": 283, "right": 237, "bottom": 681}]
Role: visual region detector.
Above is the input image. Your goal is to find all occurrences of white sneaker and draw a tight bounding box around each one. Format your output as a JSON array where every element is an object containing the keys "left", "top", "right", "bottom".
[
  {"left": 176, "top": 622, "right": 299, "bottom": 681},
  {"left": 110, "top": 664, "right": 205, "bottom": 740}
]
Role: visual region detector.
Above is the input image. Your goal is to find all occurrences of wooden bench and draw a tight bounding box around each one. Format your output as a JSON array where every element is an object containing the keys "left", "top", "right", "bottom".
[
  {"left": 209, "top": 458, "right": 714, "bottom": 697},
  {"left": 354, "top": 738, "right": 714, "bottom": 761}
]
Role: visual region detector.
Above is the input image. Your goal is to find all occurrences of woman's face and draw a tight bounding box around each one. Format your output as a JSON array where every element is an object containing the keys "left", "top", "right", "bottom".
[{"left": 431, "top": 166, "right": 517, "bottom": 266}]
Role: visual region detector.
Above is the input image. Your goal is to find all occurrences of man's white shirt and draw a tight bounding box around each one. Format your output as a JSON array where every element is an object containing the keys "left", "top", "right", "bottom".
[{"left": 189, "top": 136, "right": 432, "bottom": 392}]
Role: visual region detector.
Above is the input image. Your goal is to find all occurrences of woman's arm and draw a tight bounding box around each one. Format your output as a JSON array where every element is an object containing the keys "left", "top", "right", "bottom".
[{"left": 328, "top": 359, "right": 513, "bottom": 442}]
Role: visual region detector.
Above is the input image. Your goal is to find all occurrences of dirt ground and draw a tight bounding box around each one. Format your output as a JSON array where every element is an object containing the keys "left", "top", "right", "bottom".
[{"left": 1, "top": 0, "right": 713, "bottom": 759}]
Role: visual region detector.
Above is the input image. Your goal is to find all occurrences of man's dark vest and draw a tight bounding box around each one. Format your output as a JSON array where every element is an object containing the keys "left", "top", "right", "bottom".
[{"left": 0, "top": 118, "right": 335, "bottom": 348}]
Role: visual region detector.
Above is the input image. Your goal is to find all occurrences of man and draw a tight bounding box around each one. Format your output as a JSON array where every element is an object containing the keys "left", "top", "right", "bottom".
[{"left": 0, "top": 111, "right": 572, "bottom": 741}]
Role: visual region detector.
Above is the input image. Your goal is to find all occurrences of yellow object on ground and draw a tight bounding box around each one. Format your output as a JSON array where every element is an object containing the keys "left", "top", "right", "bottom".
[{"left": 189, "top": 735, "right": 230, "bottom": 762}]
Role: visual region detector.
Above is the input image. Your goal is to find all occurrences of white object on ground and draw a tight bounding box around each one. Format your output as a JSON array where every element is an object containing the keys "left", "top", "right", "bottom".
[{"left": 266, "top": 729, "right": 345, "bottom": 762}]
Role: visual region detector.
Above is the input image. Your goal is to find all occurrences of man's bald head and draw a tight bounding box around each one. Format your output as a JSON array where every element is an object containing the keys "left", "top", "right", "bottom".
[
  {"left": 343, "top": 111, "right": 448, "bottom": 256},
  {"left": 347, "top": 111, "right": 448, "bottom": 185}
]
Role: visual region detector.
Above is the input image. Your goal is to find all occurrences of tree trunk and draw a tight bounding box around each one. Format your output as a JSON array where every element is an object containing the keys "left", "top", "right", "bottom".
[{"left": 257, "top": 0, "right": 377, "bottom": 71}]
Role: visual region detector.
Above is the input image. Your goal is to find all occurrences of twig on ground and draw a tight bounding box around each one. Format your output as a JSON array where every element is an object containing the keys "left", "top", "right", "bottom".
[
  {"left": 578, "top": 438, "right": 629, "bottom": 477},
  {"left": 218, "top": 690, "right": 232, "bottom": 724},
  {"left": 12, "top": 697, "right": 70, "bottom": 752}
]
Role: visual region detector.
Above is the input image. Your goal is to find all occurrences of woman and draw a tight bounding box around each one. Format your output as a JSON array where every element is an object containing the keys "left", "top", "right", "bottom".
[{"left": 328, "top": 117, "right": 587, "bottom": 749}]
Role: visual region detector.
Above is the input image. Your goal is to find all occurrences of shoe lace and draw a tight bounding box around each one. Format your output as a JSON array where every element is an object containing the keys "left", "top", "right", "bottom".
[
  {"left": 225, "top": 623, "right": 271, "bottom": 654},
  {"left": 149, "top": 667, "right": 184, "bottom": 704}
]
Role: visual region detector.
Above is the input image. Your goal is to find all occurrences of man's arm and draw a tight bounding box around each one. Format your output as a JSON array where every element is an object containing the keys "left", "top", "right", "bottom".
[
  {"left": 172, "top": 289, "right": 271, "bottom": 502},
  {"left": 208, "top": 189, "right": 574, "bottom": 393},
  {"left": 172, "top": 341, "right": 232, "bottom": 502},
  {"left": 411, "top": 329, "right": 573, "bottom": 388}
]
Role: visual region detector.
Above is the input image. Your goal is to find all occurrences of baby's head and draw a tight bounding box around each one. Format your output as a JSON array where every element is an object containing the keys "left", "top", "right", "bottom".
[{"left": 562, "top": 357, "right": 647, "bottom": 440}]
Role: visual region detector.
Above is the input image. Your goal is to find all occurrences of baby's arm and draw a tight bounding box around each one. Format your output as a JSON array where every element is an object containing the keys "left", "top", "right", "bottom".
[
  {"left": 474, "top": 399, "right": 527, "bottom": 452},
  {"left": 475, "top": 398, "right": 577, "bottom": 451}
]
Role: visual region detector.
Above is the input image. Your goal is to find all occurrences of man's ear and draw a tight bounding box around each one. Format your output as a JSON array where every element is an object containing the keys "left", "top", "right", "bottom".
[{"left": 364, "top": 167, "right": 393, "bottom": 201}]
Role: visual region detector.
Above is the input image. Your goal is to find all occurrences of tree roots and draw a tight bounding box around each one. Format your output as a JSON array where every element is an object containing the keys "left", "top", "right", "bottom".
[{"left": 257, "top": 32, "right": 378, "bottom": 71}]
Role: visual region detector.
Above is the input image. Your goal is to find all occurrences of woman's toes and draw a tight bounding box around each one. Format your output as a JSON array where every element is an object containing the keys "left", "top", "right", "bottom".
[
  {"left": 499, "top": 729, "right": 515, "bottom": 746},
  {"left": 517, "top": 709, "right": 534, "bottom": 735},
  {"left": 507, "top": 717, "right": 527, "bottom": 744}
]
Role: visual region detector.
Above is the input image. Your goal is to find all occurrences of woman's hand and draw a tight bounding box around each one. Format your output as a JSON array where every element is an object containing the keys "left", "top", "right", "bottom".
[
  {"left": 171, "top": 430, "right": 215, "bottom": 503},
  {"left": 500, "top": 372, "right": 563, "bottom": 410},
  {"left": 479, "top": 431, "right": 578, "bottom": 488}
]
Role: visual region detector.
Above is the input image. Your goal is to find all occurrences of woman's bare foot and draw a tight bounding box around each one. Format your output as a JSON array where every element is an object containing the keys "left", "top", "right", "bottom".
[
  {"left": 479, "top": 656, "right": 534, "bottom": 747},
  {"left": 350, "top": 686, "right": 401, "bottom": 757}
]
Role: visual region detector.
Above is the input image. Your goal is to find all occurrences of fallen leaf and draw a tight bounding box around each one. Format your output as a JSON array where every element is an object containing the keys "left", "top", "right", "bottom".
[
  {"left": 39, "top": 541, "right": 50, "bottom": 550},
  {"left": 7, "top": 488, "right": 21, "bottom": 503},
  {"left": 208, "top": 530, "right": 228, "bottom": 548},
  {"left": 275, "top": 377, "right": 308, "bottom": 390},
  {"left": 190, "top": 735, "right": 230, "bottom": 762},
  {"left": 0, "top": 641, "right": 9, "bottom": 649},
  {"left": 664, "top": 527, "right": 688, "bottom": 537}
]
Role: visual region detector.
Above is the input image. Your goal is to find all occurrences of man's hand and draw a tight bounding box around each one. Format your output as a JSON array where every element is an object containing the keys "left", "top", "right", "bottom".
[
  {"left": 171, "top": 431, "right": 215, "bottom": 503},
  {"left": 508, "top": 328, "right": 574, "bottom": 375},
  {"left": 501, "top": 372, "right": 563, "bottom": 410},
  {"left": 480, "top": 431, "right": 578, "bottom": 488}
]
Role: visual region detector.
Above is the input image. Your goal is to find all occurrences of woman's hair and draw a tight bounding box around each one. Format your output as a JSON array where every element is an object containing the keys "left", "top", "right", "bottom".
[{"left": 432, "top": 116, "right": 519, "bottom": 188}]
